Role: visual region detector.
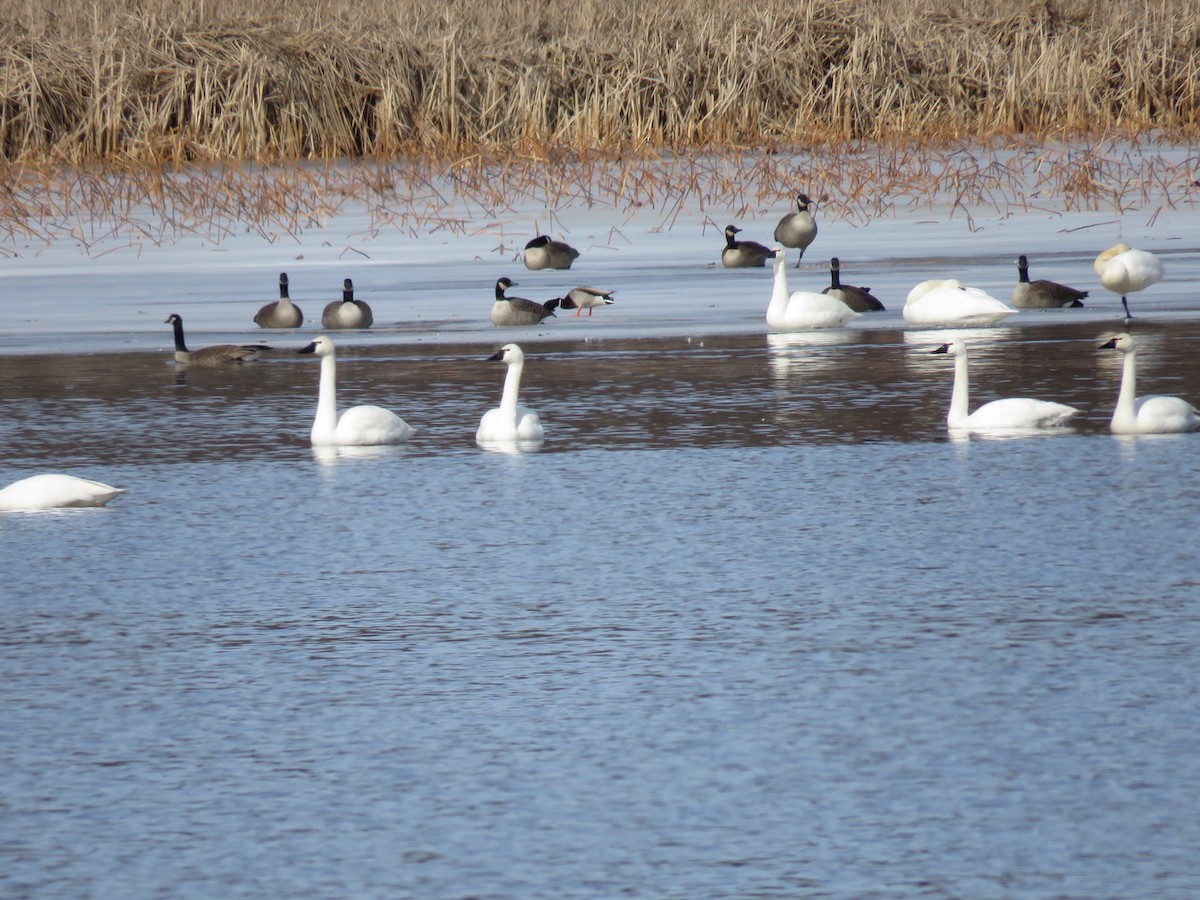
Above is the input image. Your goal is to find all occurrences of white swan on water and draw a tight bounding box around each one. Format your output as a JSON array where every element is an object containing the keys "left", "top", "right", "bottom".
[
  {"left": 1098, "top": 333, "right": 1199, "bottom": 434},
  {"left": 476, "top": 343, "right": 544, "bottom": 443},
  {"left": 767, "top": 247, "right": 858, "bottom": 331},
  {"left": 1, "top": 474, "right": 124, "bottom": 511},
  {"left": 931, "top": 339, "right": 1079, "bottom": 431},
  {"left": 298, "top": 335, "right": 414, "bottom": 446},
  {"left": 904, "top": 279, "right": 1017, "bottom": 327}
]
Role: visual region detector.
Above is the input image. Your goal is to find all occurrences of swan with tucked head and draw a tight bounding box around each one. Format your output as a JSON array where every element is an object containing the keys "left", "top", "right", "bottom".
[
  {"left": 298, "top": 335, "right": 414, "bottom": 445},
  {"left": 931, "top": 339, "right": 1079, "bottom": 431},
  {"left": 1, "top": 474, "right": 124, "bottom": 511},
  {"left": 1093, "top": 244, "right": 1163, "bottom": 319},
  {"left": 1097, "top": 333, "right": 1199, "bottom": 434},
  {"left": 476, "top": 343, "right": 544, "bottom": 443},
  {"left": 904, "top": 280, "right": 1017, "bottom": 327},
  {"left": 767, "top": 247, "right": 858, "bottom": 330}
]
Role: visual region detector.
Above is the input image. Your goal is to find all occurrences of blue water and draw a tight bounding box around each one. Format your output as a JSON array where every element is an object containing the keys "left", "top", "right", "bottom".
[{"left": 3, "top": 325, "right": 1200, "bottom": 898}]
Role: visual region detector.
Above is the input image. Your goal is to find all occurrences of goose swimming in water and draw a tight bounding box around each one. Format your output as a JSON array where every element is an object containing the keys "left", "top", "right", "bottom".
[
  {"left": 773, "top": 193, "right": 818, "bottom": 266},
  {"left": 490, "top": 277, "right": 559, "bottom": 326},
  {"left": 822, "top": 258, "right": 884, "bottom": 312},
  {"left": 1011, "top": 255, "right": 1086, "bottom": 309},
  {"left": 165, "top": 314, "right": 270, "bottom": 366},
  {"left": 1093, "top": 243, "right": 1163, "bottom": 319},
  {"left": 767, "top": 247, "right": 858, "bottom": 330},
  {"left": 298, "top": 335, "right": 414, "bottom": 445},
  {"left": 476, "top": 343, "right": 544, "bottom": 443},
  {"left": 557, "top": 286, "right": 615, "bottom": 317},
  {"left": 721, "top": 224, "right": 775, "bottom": 268},
  {"left": 321, "top": 278, "right": 373, "bottom": 329},
  {"left": 931, "top": 339, "right": 1079, "bottom": 431},
  {"left": 254, "top": 272, "right": 304, "bottom": 328},
  {"left": 903, "top": 280, "right": 1017, "bottom": 327},
  {"left": 1097, "top": 333, "right": 1199, "bottom": 434},
  {"left": 0, "top": 473, "right": 125, "bottom": 511},
  {"left": 523, "top": 235, "right": 580, "bottom": 270}
]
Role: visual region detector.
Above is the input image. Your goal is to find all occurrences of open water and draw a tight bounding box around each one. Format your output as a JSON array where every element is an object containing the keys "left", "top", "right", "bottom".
[{"left": 3, "top": 152, "right": 1200, "bottom": 898}]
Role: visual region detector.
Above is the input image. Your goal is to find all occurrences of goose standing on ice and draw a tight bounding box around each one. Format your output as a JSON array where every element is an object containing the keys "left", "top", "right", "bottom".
[
  {"left": 557, "top": 286, "right": 615, "bottom": 317},
  {"left": 321, "top": 278, "right": 373, "bottom": 329},
  {"left": 1093, "top": 243, "right": 1163, "bottom": 319},
  {"left": 476, "top": 343, "right": 544, "bottom": 443},
  {"left": 766, "top": 247, "right": 858, "bottom": 330},
  {"left": 721, "top": 224, "right": 775, "bottom": 268},
  {"left": 1097, "top": 333, "right": 1199, "bottom": 434},
  {"left": 298, "top": 335, "right": 414, "bottom": 445},
  {"left": 773, "top": 193, "right": 818, "bottom": 266},
  {"left": 165, "top": 314, "right": 270, "bottom": 366},
  {"left": 254, "top": 272, "right": 304, "bottom": 328},
  {"left": 490, "top": 277, "right": 559, "bottom": 326},
  {"left": 1011, "top": 255, "right": 1086, "bottom": 309},
  {"left": 1, "top": 473, "right": 125, "bottom": 511},
  {"left": 931, "top": 339, "right": 1079, "bottom": 431},
  {"left": 903, "top": 280, "right": 1017, "bottom": 327},
  {"left": 823, "top": 258, "right": 884, "bottom": 312},
  {"left": 523, "top": 235, "right": 580, "bottom": 270}
]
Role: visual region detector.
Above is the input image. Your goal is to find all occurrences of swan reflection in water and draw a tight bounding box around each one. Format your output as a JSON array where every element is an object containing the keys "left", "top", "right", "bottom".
[{"left": 766, "top": 330, "right": 854, "bottom": 382}]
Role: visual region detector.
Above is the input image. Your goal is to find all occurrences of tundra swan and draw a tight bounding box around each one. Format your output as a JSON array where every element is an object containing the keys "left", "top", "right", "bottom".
[
  {"left": 1093, "top": 244, "right": 1163, "bottom": 319},
  {"left": 903, "top": 279, "right": 1017, "bottom": 327},
  {"left": 767, "top": 247, "right": 858, "bottom": 331},
  {"left": 931, "top": 339, "right": 1079, "bottom": 430},
  {"left": 298, "top": 335, "right": 414, "bottom": 446},
  {"left": 476, "top": 343, "right": 544, "bottom": 443},
  {"left": 1, "top": 474, "right": 124, "bottom": 511},
  {"left": 1097, "top": 333, "right": 1199, "bottom": 434}
]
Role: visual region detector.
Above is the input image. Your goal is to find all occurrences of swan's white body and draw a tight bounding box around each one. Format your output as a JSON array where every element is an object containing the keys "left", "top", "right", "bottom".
[
  {"left": 299, "top": 336, "right": 414, "bottom": 446},
  {"left": 0, "top": 474, "right": 124, "bottom": 510},
  {"left": 933, "top": 339, "right": 1079, "bottom": 430},
  {"left": 476, "top": 344, "right": 544, "bottom": 443},
  {"left": 766, "top": 247, "right": 858, "bottom": 331},
  {"left": 904, "top": 279, "right": 1017, "bottom": 326},
  {"left": 1099, "top": 333, "right": 1199, "bottom": 434},
  {"left": 1093, "top": 244, "right": 1163, "bottom": 318}
]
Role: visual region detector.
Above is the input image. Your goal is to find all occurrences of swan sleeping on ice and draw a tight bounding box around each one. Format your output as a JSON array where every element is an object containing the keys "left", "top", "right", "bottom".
[
  {"left": 298, "top": 335, "right": 414, "bottom": 446},
  {"left": 1, "top": 474, "right": 124, "bottom": 511},
  {"left": 931, "top": 339, "right": 1079, "bottom": 431},
  {"left": 1093, "top": 244, "right": 1163, "bottom": 319},
  {"left": 1098, "top": 333, "right": 1199, "bottom": 434},
  {"left": 476, "top": 343, "right": 544, "bottom": 443},
  {"left": 766, "top": 247, "right": 858, "bottom": 331},
  {"left": 904, "top": 280, "right": 1017, "bottom": 327}
]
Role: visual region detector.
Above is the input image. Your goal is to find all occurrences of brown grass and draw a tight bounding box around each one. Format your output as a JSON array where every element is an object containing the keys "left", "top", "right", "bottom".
[{"left": 3, "top": 0, "right": 1200, "bottom": 164}]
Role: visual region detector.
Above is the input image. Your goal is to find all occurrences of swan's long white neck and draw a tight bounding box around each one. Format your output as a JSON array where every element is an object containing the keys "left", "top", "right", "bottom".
[
  {"left": 499, "top": 359, "right": 525, "bottom": 416},
  {"left": 947, "top": 352, "right": 971, "bottom": 427},
  {"left": 768, "top": 259, "right": 790, "bottom": 322},
  {"left": 313, "top": 352, "right": 339, "bottom": 439},
  {"left": 1114, "top": 348, "right": 1138, "bottom": 423}
]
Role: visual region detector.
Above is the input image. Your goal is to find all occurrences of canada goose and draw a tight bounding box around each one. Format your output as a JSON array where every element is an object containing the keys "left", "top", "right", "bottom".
[
  {"left": 931, "top": 339, "right": 1079, "bottom": 430},
  {"left": 254, "top": 272, "right": 304, "bottom": 328},
  {"left": 1093, "top": 244, "right": 1163, "bottom": 319},
  {"left": 1097, "top": 333, "right": 1199, "bottom": 434},
  {"left": 321, "top": 278, "right": 373, "bottom": 329},
  {"left": 165, "top": 314, "right": 270, "bottom": 366},
  {"left": 490, "top": 277, "right": 559, "bottom": 326},
  {"left": 903, "top": 280, "right": 1017, "bottom": 326},
  {"left": 523, "top": 235, "right": 580, "bottom": 270},
  {"left": 1011, "top": 256, "right": 1086, "bottom": 309},
  {"left": 0, "top": 473, "right": 125, "bottom": 511},
  {"left": 476, "top": 343, "right": 544, "bottom": 443},
  {"left": 557, "top": 286, "right": 615, "bottom": 317},
  {"left": 721, "top": 224, "right": 776, "bottom": 268},
  {"left": 297, "top": 335, "right": 414, "bottom": 445},
  {"left": 822, "top": 258, "right": 884, "bottom": 312},
  {"left": 766, "top": 247, "right": 858, "bottom": 330},
  {"left": 774, "top": 193, "right": 818, "bottom": 266}
]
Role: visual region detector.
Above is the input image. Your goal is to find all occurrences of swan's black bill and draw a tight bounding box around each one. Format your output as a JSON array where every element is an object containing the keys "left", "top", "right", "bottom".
[
  {"left": 298, "top": 342, "right": 319, "bottom": 354},
  {"left": 931, "top": 344, "right": 951, "bottom": 354}
]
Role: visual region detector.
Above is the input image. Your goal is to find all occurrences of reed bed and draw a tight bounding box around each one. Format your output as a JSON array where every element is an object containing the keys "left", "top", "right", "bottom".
[{"left": 1, "top": 0, "right": 1198, "bottom": 249}]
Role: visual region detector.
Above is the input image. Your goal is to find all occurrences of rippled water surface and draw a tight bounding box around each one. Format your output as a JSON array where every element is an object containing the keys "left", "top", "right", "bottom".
[{"left": 4, "top": 321, "right": 1200, "bottom": 899}]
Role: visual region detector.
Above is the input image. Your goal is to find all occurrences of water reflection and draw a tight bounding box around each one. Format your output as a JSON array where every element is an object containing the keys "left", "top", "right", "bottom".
[{"left": 475, "top": 439, "right": 545, "bottom": 456}]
